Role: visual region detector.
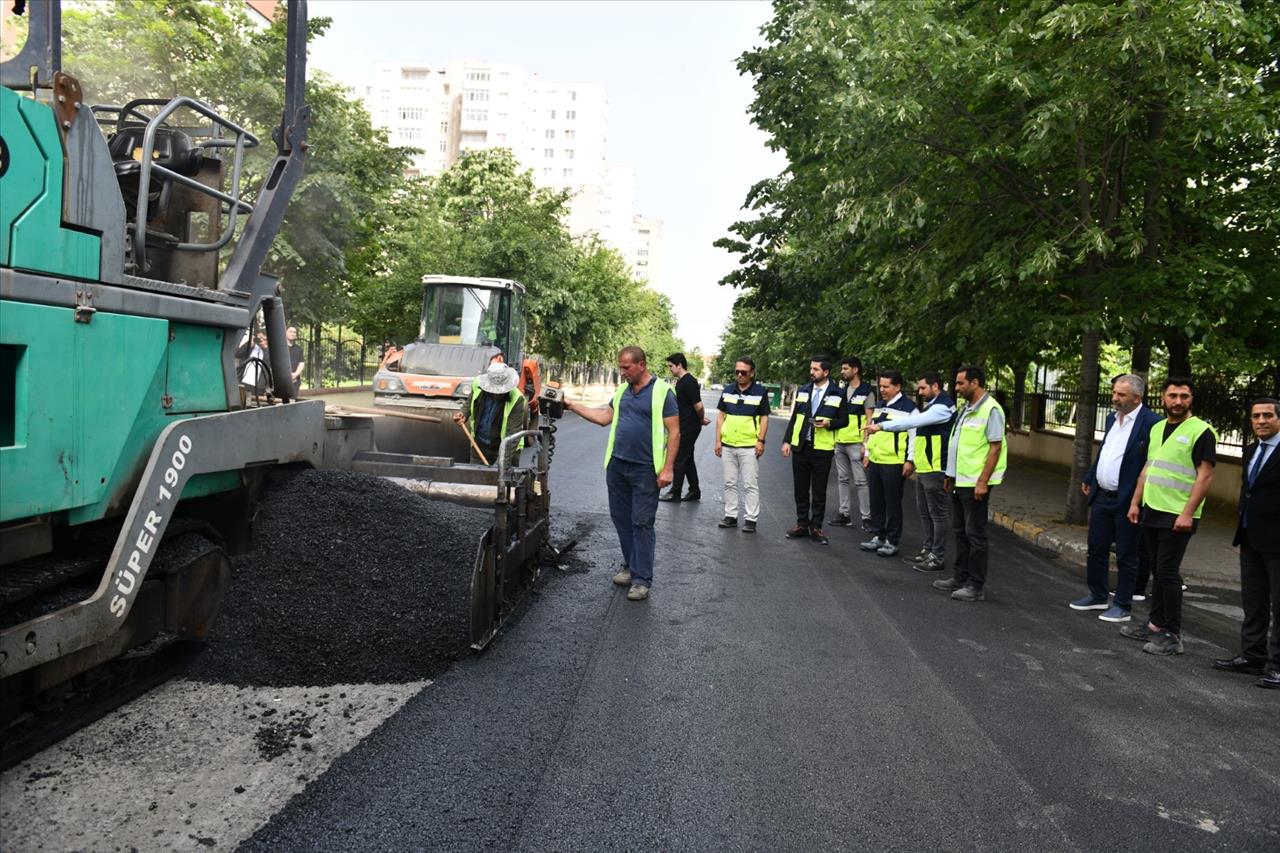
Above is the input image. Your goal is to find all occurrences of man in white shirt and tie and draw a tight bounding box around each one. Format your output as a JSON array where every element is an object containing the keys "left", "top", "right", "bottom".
[{"left": 1071, "top": 374, "right": 1162, "bottom": 622}]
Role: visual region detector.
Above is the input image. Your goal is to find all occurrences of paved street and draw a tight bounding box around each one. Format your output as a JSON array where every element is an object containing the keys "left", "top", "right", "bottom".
[
  {"left": 247, "top": 397, "right": 1277, "bottom": 851},
  {"left": 5, "top": 395, "right": 1277, "bottom": 851}
]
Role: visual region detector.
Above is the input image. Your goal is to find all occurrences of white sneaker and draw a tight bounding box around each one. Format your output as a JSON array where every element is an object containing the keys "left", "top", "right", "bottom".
[
  {"left": 1132, "top": 593, "right": 1146, "bottom": 602},
  {"left": 612, "top": 569, "right": 632, "bottom": 586},
  {"left": 627, "top": 583, "right": 649, "bottom": 601}
]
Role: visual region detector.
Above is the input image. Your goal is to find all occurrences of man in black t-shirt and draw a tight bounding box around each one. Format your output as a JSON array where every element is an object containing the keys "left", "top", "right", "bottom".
[
  {"left": 661, "top": 353, "right": 710, "bottom": 502},
  {"left": 1122, "top": 378, "right": 1217, "bottom": 656},
  {"left": 286, "top": 326, "right": 305, "bottom": 395}
]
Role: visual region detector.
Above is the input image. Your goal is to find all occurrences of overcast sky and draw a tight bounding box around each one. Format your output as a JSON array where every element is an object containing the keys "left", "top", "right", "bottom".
[{"left": 309, "top": 0, "right": 784, "bottom": 352}]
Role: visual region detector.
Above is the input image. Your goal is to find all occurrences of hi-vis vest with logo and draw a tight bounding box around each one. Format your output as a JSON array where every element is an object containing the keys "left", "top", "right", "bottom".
[
  {"left": 470, "top": 385, "right": 524, "bottom": 455},
  {"left": 866, "top": 396, "right": 916, "bottom": 464},
  {"left": 912, "top": 391, "right": 956, "bottom": 474},
  {"left": 604, "top": 377, "right": 673, "bottom": 474},
  {"left": 835, "top": 382, "right": 873, "bottom": 444},
  {"left": 790, "top": 385, "right": 843, "bottom": 451},
  {"left": 720, "top": 382, "right": 768, "bottom": 448},
  {"left": 1142, "top": 416, "right": 1213, "bottom": 518},
  {"left": 953, "top": 394, "right": 1008, "bottom": 486}
]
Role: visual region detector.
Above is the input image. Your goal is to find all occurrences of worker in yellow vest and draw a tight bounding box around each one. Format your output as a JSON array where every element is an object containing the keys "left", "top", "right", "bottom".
[
  {"left": 452, "top": 362, "right": 529, "bottom": 465},
  {"left": 782, "top": 356, "right": 849, "bottom": 545},
  {"left": 1121, "top": 377, "right": 1217, "bottom": 656},
  {"left": 932, "top": 365, "right": 1007, "bottom": 602},
  {"left": 564, "top": 346, "right": 680, "bottom": 602},
  {"left": 831, "top": 357, "right": 876, "bottom": 531}
]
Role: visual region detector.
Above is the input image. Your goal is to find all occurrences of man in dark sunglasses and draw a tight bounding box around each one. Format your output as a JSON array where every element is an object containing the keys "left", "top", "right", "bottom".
[{"left": 715, "top": 357, "right": 771, "bottom": 532}]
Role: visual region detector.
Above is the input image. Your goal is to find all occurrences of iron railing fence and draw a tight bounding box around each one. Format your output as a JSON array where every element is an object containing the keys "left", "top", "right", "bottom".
[{"left": 1012, "top": 375, "right": 1276, "bottom": 452}]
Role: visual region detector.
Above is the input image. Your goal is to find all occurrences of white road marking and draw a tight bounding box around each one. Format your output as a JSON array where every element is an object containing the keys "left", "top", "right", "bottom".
[{"left": 0, "top": 679, "right": 427, "bottom": 851}]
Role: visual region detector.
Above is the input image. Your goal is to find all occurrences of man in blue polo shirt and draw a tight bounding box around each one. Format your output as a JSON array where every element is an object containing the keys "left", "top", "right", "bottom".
[{"left": 566, "top": 346, "right": 680, "bottom": 601}]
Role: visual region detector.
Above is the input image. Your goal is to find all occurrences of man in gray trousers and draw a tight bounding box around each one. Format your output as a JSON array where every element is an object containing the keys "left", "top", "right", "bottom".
[{"left": 864, "top": 371, "right": 956, "bottom": 571}]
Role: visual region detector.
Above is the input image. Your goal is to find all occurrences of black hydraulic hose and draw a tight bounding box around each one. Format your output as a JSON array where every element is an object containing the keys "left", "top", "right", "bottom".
[{"left": 262, "top": 296, "right": 294, "bottom": 403}]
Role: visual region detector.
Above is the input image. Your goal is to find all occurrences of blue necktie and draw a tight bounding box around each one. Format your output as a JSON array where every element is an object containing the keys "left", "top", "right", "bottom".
[{"left": 1250, "top": 443, "right": 1271, "bottom": 486}]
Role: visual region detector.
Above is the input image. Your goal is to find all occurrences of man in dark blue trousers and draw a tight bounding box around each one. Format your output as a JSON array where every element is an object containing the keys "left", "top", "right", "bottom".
[{"left": 1071, "top": 374, "right": 1164, "bottom": 623}]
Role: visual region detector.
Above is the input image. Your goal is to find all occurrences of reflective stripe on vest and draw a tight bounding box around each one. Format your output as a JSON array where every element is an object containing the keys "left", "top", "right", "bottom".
[
  {"left": 835, "top": 384, "right": 873, "bottom": 444},
  {"left": 604, "top": 376, "right": 672, "bottom": 474},
  {"left": 470, "top": 385, "right": 523, "bottom": 454},
  {"left": 954, "top": 395, "right": 1007, "bottom": 486},
  {"left": 1142, "top": 416, "right": 1213, "bottom": 518},
  {"left": 720, "top": 382, "right": 768, "bottom": 447},
  {"left": 913, "top": 393, "right": 956, "bottom": 474},
  {"left": 790, "top": 387, "right": 841, "bottom": 451},
  {"left": 866, "top": 399, "right": 914, "bottom": 464}
]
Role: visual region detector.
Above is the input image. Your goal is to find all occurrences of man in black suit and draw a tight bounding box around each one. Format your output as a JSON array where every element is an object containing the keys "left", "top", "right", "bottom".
[
  {"left": 1214, "top": 398, "right": 1280, "bottom": 689},
  {"left": 1071, "top": 375, "right": 1163, "bottom": 622}
]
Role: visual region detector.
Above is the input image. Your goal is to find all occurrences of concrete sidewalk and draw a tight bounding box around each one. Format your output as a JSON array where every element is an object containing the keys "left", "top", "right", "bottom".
[{"left": 990, "top": 461, "right": 1240, "bottom": 589}]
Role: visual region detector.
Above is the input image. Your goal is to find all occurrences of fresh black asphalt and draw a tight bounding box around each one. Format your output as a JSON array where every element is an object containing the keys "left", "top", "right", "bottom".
[{"left": 244, "top": 396, "right": 1280, "bottom": 851}]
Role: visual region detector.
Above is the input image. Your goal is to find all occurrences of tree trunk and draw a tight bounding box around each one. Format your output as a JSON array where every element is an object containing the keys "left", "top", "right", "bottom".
[
  {"left": 1130, "top": 333, "right": 1151, "bottom": 383},
  {"left": 1065, "top": 329, "right": 1101, "bottom": 525},
  {"left": 1165, "top": 327, "right": 1192, "bottom": 378},
  {"left": 1011, "top": 363, "right": 1028, "bottom": 430}
]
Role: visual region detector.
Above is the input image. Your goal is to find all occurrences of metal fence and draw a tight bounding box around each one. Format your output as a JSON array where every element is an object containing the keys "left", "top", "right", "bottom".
[
  {"left": 298, "top": 328, "right": 380, "bottom": 391},
  {"left": 1023, "top": 376, "right": 1275, "bottom": 452}
]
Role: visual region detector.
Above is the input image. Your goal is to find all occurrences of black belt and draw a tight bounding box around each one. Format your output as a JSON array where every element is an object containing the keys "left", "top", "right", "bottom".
[{"left": 1096, "top": 487, "right": 1119, "bottom": 497}]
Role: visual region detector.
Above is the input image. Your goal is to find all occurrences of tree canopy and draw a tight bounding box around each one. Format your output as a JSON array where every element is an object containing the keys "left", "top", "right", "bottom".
[{"left": 719, "top": 0, "right": 1280, "bottom": 519}]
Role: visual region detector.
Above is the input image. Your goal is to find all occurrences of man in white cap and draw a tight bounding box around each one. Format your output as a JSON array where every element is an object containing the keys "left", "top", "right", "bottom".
[{"left": 453, "top": 361, "right": 529, "bottom": 465}]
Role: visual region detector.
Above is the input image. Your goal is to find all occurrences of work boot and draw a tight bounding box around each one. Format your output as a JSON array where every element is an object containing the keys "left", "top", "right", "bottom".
[
  {"left": 914, "top": 554, "right": 946, "bottom": 573},
  {"left": 627, "top": 583, "right": 650, "bottom": 601},
  {"left": 612, "top": 568, "right": 632, "bottom": 586},
  {"left": 1142, "top": 630, "right": 1184, "bottom": 656},
  {"left": 951, "top": 584, "right": 985, "bottom": 602},
  {"left": 932, "top": 577, "right": 963, "bottom": 592},
  {"left": 718, "top": 516, "right": 738, "bottom": 528},
  {"left": 683, "top": 489, "right": 701, "bottom": 502},
  {"left": 658, "top": 491, "right": 680, "bottom": 503},
  {"left": 860, "top": 536, "right": 885, "bottom": 552},
  {"left": 810, "top": 527, "right": 829, "bottom": 546},
  {"left": 829, "top": 514, "right": 853, "bottom": 527},
  {"left": 742, "top": 520, "right": 757, "bottom": 533},
  {"left": 904, "top": 548, "right": 930, "bottom": 565},
  {"left": 785, "top": 524, "right": 810, "bottom": 539},
  {"left": 1120, "top": 622, "right": 1159, "bottom": 641}
]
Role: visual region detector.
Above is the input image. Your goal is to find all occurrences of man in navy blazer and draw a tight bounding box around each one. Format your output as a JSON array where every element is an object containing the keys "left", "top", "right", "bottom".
[
  {"left": 1214, "top": 398, "right": 1280, "bottom": 689},
  {"left": 1069, "top": 375, "right": 1164, "bottom": 622}
]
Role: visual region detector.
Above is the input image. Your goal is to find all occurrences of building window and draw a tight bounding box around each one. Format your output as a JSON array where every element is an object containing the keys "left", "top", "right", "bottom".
[
  {"left": 545, "top": 129, "right": 555, "bottom": 139},
  {"left": 564, "top": 149, "right": 574, "bottom": 159},
  {"left": 548, "top": 109, "right": 557, "bottom": 120},
  {"left": 637, "top": 260, "right": 648, "bottom": 266},
  {"left": 566, "top": 110, "right": 576, "bottom": 120},
  {"left": 439, "top": 141, "right": 447, "bottom": 152},
  {"left": 465, "top": 89, "right": 490, "bottom": 102},
  {"left": 543, "top": 167, "right": 552, "bottom": 176},
  {"left": 399, "top": 106, "right": 425, "bottom": 121},
  {"left": 638, "top": 249, "right": 649, "bottom": 257},
  {"left": 563, "top": 168, "right": 573, "bottom": 178},
  {"left": 569, "top": 90, "right": 577, "bottom": 101},
  {"left": 544, "top": 148, "right": 554, "bottom": 158},
  {"left": 440, "top": 121, "right": 448, "bottom": 133},
  {"left": 398, "top": 128, "right": 423, "bottom": 142},
  {"left": 496, "top": 133, "right": 507, "bottom": 142},
  {"left": 564, "top": 129, "right": 576, "bottom": 139},
  {"left": 639, "top": 229, "right": 650, "bottom": 235},
  {"left": 465, "top": 70, "right": 490, "bottom": 82},
  {"left": 464, "top": 109, "right": 489, "bottom": 122},
  {"left": 401, "top": 69, "right": 431, "bottom": 80}
]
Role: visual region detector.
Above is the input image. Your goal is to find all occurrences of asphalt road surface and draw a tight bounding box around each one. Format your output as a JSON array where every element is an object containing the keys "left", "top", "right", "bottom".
[
  {"left": 5, "top": 394, "right": 1276, "bottom": 851},
  {"left": 246, "top": 396, "right": 1277, "bottom": 851}
]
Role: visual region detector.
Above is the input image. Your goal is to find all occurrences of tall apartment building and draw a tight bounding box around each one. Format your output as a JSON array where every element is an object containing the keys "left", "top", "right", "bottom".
[
  {"left": 359, "top": 59, "right": 658, "bottom": 284},
  {"left": 628, "top": 215, "right": 664, "bottom": 286}
]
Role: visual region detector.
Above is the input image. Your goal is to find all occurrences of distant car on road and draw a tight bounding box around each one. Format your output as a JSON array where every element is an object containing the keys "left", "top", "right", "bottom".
[{"left": 711, "top": 383, "right": 724, "bottom": 391}]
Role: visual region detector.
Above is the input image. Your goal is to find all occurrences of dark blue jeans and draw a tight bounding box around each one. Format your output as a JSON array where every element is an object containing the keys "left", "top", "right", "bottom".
[
  {"left": 1086, "top": 490, "right": 1141, "bottom": 608},
  {"left": 607, "top": 458, "right": 660, "bottom": 586}
]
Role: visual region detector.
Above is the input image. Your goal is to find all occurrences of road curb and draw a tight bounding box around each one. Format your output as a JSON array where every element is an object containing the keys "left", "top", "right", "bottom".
[{"left": 992, "top": 510, "right": 1089, "bottom": 565}]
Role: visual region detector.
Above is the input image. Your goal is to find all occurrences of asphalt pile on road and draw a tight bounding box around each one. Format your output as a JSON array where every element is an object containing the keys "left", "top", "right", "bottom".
[{"left": 185, "top": 468, "right": 488, "bottom": 687}]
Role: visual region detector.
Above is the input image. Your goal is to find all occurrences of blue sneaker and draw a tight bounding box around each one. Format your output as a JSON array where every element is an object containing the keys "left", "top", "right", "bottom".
[
  {"left": 1068, "top": 594, "right": 1109, "bottom": 611},
  {"left": 1098, "top": 605, "right": 1131, "bottom": 623}
]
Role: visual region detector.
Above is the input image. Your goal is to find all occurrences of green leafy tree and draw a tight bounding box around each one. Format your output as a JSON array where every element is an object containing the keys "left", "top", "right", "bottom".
[{"left": 723, "top": 0, "right": 1280, "bottom": 522}]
